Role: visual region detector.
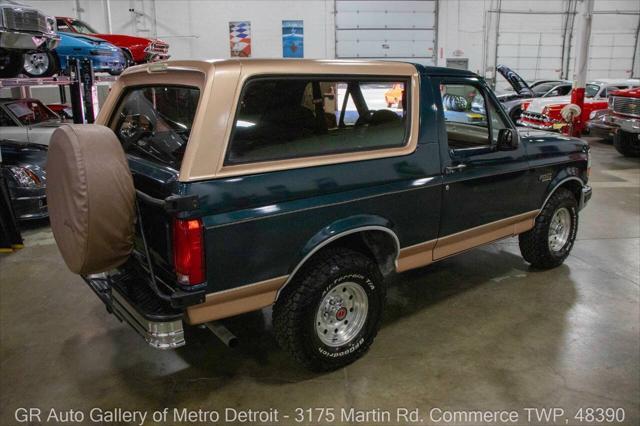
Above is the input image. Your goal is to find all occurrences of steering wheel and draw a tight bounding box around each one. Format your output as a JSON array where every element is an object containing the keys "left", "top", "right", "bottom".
[{"left": 117, "top": 113, "right": 154, "bottom": 150}]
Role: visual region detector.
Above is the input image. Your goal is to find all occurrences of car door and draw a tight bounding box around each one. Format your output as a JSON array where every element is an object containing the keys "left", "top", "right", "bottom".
[{"left": 432, "top": 77, "right": 534, "bottom": 259}]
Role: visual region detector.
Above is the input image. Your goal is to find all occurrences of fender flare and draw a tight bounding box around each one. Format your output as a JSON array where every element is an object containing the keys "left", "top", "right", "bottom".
[
  {"left": 539, "top": 174, "right": 585, "bottom": 215},
  {"left": 275, "top": 215, "right": 400, "bottom": 300}
]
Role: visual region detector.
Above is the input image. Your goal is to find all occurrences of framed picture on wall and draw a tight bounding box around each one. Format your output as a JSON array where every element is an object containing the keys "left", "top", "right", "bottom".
[
  {"left": 229, "top": 21, "right": 251, "bottom": 57},
  {"left": 282, "top": 20, "right": 303, "bottom": 58}
]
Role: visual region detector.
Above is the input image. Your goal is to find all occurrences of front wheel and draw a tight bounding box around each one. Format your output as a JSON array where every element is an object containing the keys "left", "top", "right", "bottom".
[
  {"left": 22, "top": 51, "right": 58, "bottom": 77},
  {"left": 273, "top": 247, "right": 385, "bottom": 371},
  {"left": 519, "top": 187, "right": 578, "bottom": 269},
  {"left": 613, "top": 130, "right": 640, "bottom": 157}
]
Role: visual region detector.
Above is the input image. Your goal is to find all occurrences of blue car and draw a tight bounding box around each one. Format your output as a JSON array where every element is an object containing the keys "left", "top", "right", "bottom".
[{"left": 22, "top": 32, "right": 125, "bottom": 78}]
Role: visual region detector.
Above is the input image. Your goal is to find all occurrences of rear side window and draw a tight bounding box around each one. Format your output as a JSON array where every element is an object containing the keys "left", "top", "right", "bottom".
[
  {"left": 225, "top": 77, "right": 410, "bottom": 165},
  {"left": 111, "top": 86, "right": 200, "bottom": 169}
]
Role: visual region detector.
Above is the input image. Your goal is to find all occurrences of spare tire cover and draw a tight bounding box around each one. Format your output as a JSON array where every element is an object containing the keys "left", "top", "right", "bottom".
[{"left": 47, "top": 124, "right": 135, "bottom": 275}]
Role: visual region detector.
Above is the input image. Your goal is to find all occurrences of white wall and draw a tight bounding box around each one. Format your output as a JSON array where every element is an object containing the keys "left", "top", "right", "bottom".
[
  {"left": 19, "top": 0, "right": 640, "bottom": 82},
  {"left": 27, "top": 0, "right": 336, "bottom": 59}
]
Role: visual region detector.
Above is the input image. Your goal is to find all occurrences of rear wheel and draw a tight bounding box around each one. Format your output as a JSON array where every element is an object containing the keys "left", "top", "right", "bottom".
[
  {"left": 273, "top": 247, "right": 385, "bottom": 371},
  {"left": 22, "top": 51, "right": 58, "bottom": 77},
  {"left": 613, "top": 130, "right": 640, "bottom": 157},
  {"left": 519, "top": 187, "right": 578, "bottom": 269}
]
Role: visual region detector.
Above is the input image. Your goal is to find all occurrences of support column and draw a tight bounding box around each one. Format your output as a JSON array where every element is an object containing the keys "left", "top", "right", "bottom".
[{"left": 570, "top": 0, "right": 594, "bottom": 137}]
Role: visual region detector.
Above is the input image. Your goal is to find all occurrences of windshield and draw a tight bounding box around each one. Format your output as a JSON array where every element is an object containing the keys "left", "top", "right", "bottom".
[
  {"left": 585, "top": 84, "right": 600, "bottom": 98},
  {"left": 5, "top": 100, "right": 59, "bottom": 125},
  {"left": 532, "top": 82, "right": 557, "bottom": 95},
  {"left": 111, "top": 86, "right": 200, "bottom": 168},
  {"left": 69, "top": 19, "right": 98, "bottom": 34}
]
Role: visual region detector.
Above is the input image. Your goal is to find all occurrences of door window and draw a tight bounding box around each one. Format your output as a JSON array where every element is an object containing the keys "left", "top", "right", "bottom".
[
  {"left": 441, "top": 83, "right": 508, "bottom": 152},
  {"left": 225, "top": 77, "right": 410, "bottom": 165}
]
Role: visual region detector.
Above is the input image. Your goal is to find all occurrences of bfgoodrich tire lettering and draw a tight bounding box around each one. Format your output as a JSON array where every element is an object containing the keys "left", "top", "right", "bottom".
[
  {"left": 519, "top": 187, "right": 578, "bottom": 269},
  {"left": 273, "top": 248, "right": 385, "bottom": 371}
]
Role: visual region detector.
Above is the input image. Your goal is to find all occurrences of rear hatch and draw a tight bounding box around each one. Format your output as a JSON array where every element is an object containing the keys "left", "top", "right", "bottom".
[{"left": 106, "top": 84, "right": 202, "bottom": 304}]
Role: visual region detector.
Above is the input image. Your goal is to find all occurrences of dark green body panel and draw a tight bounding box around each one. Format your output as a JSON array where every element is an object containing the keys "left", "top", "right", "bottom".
[{"left": 127, "top": 66, "right": 590, "bottom": 295}]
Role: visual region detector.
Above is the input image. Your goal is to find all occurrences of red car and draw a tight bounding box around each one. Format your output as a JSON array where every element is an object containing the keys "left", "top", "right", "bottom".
[
  {"left": 56, "top": 17, "right": 169, "bottom": 65},
  {"left": 519, "top": 79, "right": 639, "bottom": 132}
]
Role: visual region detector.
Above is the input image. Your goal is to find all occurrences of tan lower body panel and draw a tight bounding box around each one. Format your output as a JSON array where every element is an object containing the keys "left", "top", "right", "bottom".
[
  {"left": 433, "top": 210, "right": 539, "bottom": 260},
  {"left": 186, "top": 210, "right": 539, "bottom": 324},
  {"left": 185, "top": 275, "right": 287, "bottom": 325}
]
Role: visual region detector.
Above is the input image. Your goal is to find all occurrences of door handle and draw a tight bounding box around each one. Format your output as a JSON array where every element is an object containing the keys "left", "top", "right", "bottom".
[{"left": 445, "top": 164, "right": 467, "bottom": 174}]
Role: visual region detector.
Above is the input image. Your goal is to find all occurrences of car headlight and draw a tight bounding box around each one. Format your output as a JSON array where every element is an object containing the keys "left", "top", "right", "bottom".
[
  {"left": 6, "top": 166, "right": 41, "bottom": 187},
  {"left": 589, "top": 110, "right": 597, "bottom": 120},
  {"left": 542, "top": 107, "right": 549, "bottom": 116}
]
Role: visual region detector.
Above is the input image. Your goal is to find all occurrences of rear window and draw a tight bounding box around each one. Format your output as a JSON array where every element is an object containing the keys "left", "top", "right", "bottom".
[
  {"left": 111, "top": 85, "right": 200, "bottom": 169},
  {"left": 225, "top": 77, "right": 410, "bottom": 165}
]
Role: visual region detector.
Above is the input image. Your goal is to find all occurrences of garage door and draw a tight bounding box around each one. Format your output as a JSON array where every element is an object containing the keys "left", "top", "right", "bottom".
[
  {"left": 493, "top": 5, "right": 569, "bottom": 92},
  {"left": 335, "top": 0, "right": 436, "bottom": 65},
  {"left": 573, "top": 12, "right": 640, "bottom": 80}
]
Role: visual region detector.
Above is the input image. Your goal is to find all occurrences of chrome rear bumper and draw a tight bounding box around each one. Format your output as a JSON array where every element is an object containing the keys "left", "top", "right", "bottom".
[{"left": 84, "top": 273, "right": 185, "bottom": 350}]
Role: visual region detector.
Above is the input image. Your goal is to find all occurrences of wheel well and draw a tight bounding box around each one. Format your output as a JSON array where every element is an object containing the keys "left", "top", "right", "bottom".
[
  {"left": 296, "top": 229, "right": 399, "bottom": 279},
  {"left": 556, "top": 179, "right": 582, "bottom": 203}
]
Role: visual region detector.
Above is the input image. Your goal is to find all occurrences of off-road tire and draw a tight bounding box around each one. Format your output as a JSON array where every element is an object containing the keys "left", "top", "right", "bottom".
[
  {"left": 273, "top": 247, "right": 385, "bottom": 372},
  {"left": 519, "top": 187, "right": 578, "bottom": 269},
  {"left": 614, "top": 130, "right": 640, "bottom": 157}
]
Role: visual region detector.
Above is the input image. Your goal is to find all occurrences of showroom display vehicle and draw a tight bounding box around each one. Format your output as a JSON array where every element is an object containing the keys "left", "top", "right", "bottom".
[
  {"left": 46, "top": 59, "right": 592, "bottom": 371},
  {"left": 0, "top": 0, "right": 59, "bottom": 78},
  {"left": 0, "top": 139, "right": 47, "bottom": 219},
  {"left": 519, "top": 78, "right": 640, "bottom": 131},
  {"left": 56, "top": 16, "right": 170, "bottom": 65},
  {"left": 608, "top": 87, "right": 640, "bottom": 157},
  {"left": 0, "top": 97, "right": 61, "bottom": 145}
]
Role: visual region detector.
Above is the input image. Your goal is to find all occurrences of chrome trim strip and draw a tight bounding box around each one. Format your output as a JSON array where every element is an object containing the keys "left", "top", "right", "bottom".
[{"left": 275, "top": 225, "right": 401, "bottom": 300}]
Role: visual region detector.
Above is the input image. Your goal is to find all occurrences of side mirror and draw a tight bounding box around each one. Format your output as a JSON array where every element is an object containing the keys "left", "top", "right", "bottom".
[{"left": 497, "top": 128, "right": 518, "bottom": 150}]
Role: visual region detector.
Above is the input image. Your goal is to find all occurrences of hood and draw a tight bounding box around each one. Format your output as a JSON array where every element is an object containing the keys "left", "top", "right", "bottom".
[
  {"left": 59, "top": 32, "right": 108, "bottom": 44},
  {"left": 525, "top": 96, "right": 571, "bottom": 113},
  {"left": 610, "top": 87, "right": 640, "bottom": 98},
  {"left": 497, "top": 65, "right": 533, "bottom": 96},
  {"left": 92, "top": 33, "right": 166, "bottom": 47},
  {"left": 0, "top": 140, "right": 48, "bottom": 168}
]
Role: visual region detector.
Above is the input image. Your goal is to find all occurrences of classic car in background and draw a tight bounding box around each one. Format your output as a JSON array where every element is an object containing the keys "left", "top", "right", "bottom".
[
  {"left": 0, "top": 97, "right": 60, "bottom": 145},
  {"left": 0, "top": 0, "right": 59, "bottom": 78},
  {"left": 56, "top": 16, "right": 169, "bottom": 65},
  {"left": 22, "top": 31, "right": 125, "bottom": 77},
  {"left": 495, "top": 65, "right": 572, "bottom": 122},
  {"left": 519, "top": 79, "right": 640, "bottom": 131},
  {"left": 45, "top": 103, "right": 72, "bottom": 120},
  {"left": 0, "top": 139, "right": 47, "bottom": 219},
  {"left": 607, "top": 87, "right": 640, "bottom": 157}
]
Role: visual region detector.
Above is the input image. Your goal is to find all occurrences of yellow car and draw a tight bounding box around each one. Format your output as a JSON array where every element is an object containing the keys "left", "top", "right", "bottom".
[{"left": 384, "top": 83, "right": 404, "bottom": 107}]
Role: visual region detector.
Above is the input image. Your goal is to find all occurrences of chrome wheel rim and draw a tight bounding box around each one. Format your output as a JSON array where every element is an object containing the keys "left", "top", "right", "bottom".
[
  {"left": 315, "top": 282, "right": 368, "bottom": 347},
  {"left": 548, "top": 207, "right": 571, "bottom": 252},
  {"left": 23, "top": 52, "right": 49, "bottom": 76}
]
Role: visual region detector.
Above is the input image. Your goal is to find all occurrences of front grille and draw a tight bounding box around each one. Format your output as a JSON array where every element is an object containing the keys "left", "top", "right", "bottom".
[
  {"left": 2, "top": 8, "right": 48, "bottom": 33},
  {"left": 521, "top": 111, "right": 548, "bottom": 121},
  {"left": 148, "top": 42, "right": 169, "bottom": 54},
  {"left": 611, "top": 96, "right": 640, "bottom": 118}
]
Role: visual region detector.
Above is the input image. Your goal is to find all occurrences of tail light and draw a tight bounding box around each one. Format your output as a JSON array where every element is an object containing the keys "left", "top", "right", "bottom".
[{"left": 172, "top": 218, "right": 205, "bottom": 286}]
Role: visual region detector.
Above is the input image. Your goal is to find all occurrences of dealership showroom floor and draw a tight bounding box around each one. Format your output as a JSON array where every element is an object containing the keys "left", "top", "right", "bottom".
[
  {"left": 1, "top": 0, "right": 640, "bottom": 425},
  {"left": 1, "top": 137, "right": 638, "bottom": 423}
]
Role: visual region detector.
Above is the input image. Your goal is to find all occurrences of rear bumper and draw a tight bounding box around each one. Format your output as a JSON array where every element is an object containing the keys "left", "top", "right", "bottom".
[{"left": 83, "top": 270, "right": 186, "bottom": 349}]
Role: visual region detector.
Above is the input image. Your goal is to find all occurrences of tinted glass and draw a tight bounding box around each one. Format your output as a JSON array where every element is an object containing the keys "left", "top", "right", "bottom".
[
  {"left": 226, "top": 78, "right": 409, "bottom": 164},
  {"left": 110, "top": 86, "right": 200, "bottom": 169}
]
